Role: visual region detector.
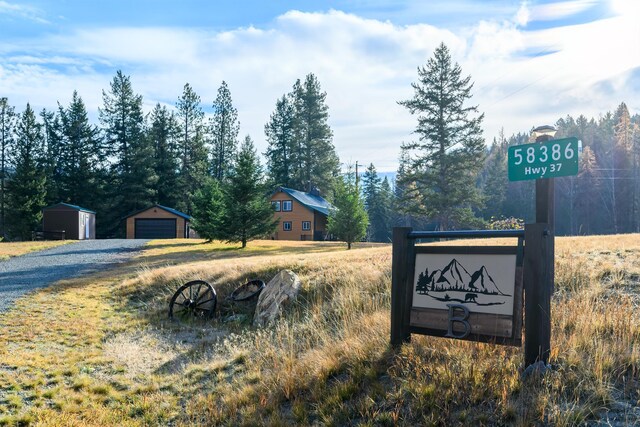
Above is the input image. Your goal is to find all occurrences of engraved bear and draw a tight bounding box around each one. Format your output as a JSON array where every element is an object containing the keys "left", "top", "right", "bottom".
[{"left": 464, "top": 293, "right": 478, "bottom": 303}]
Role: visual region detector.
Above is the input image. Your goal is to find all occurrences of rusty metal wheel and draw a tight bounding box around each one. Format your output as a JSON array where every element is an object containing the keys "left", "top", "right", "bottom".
[{"left": 168, "top": 280, "right": 217, "bottom": 320}]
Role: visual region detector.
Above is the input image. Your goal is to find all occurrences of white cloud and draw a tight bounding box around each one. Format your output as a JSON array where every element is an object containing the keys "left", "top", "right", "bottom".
[
  {"left": 527, "top": 0, "right": 598, "bottom": 22},
  {"left": 0, "top": 0, "right": 48, "bottom": 23},
  {"left": 0, "top": 7, "right": 638, "bottom": 172}
]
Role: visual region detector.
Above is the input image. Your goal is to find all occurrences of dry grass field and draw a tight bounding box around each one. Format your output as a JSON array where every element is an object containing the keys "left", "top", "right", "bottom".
[
  {"left": 0, "top": 241, "right": 72, "bottom": 261},
  {"left": 0, "top": 235, "right": 638, "bottom": 426}
]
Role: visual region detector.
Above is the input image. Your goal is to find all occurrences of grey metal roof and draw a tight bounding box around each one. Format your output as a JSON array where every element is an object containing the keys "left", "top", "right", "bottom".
[
  {"left": 43, "top": 202, "right": 96, "bottom": 214},
  {"left": 276, "top": 187, "right": 331, "bottom": 216}
]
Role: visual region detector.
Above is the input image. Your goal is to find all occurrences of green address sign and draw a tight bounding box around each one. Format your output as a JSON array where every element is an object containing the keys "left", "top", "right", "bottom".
[{"left": 508, "top": 137, "right": 580, "bottom": 181}]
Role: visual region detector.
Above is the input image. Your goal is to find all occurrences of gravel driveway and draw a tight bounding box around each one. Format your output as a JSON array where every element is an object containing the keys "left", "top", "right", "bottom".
[{"left": 0, "top": 239, "right": 148, "bottom": 313}]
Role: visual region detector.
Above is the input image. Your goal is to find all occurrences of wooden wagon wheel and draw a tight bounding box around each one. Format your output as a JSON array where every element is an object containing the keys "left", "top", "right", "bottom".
[
  {"left": 168, "top": 280, "right": 217, "bottom": 320},
  {"left": 229, "top": 279, "right": 265, "bottom": 302}
]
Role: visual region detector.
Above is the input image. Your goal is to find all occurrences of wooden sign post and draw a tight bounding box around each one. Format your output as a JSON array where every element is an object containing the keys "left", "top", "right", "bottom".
[
  {"left": 522, "top": 129, "right": 558, "bottom": 366},
  {"left": 390, "top": 128, "right": 579, "bottom": 372}
]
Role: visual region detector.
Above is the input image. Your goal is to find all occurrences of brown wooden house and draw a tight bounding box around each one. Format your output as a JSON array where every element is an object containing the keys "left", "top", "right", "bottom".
[
  {"left": 270, "top": 187, "right": 332, "bottom": 241},
  {"left": 125, "top": 204, "right": 192, "bottom": 239},
  {"left": 42, "top": 203, "right": 96, "bottom": 240}
]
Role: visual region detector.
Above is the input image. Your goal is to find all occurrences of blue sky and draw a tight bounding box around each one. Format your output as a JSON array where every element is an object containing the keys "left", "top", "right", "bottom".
[{"left": 1, "top": 0, "right": 638, "bottom": 171}]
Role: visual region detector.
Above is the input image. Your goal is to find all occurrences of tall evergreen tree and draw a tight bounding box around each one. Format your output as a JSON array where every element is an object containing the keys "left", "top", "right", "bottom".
[
  {"left": 176, "top": 83, "right": 208, "bottom": 214},
  {"left": 210, "top": 81, "right": 239, "bottom": 181},
  {"left": 398, "top": 43, "right": 486, "bottom": 230},
  {"left": 100, "top": 71, "right": 156, "bottom": 235},
  {"left": 613, "top": 102, "right": 635, "bottom": 232},
  {"left": 58, "top": 91, "right": 101, "bottom": 211},
  {"left": 290, "top": 74, "right": 340, "bottom": 195},
  {"left": 575, "top": 146, "right": 599, "bottom": 234},
  {"left": 148, "top": 103, "right": 180, "bottom": 207},
  {"left": 6, "top": 104, "right": 46, "bottom": 240},
  {"left": 393, "top": 146, "right": 429, "bottom": 229},
  {"left": 481, "top": 133, "right": 508, "bottom": 220},
  {"left": 191, "top": 177, "right": 225, "bottom": 242},
  {"left": 0, "top": 98, "right": 15, "bottom": 238},
  {"left": 264, "top": 94, "right": 295, "bottom": 187},
  {"left": 40, "top": 108, "right": 63, "bottom": 205},
  {"left": 327, "top": 169, "right": 368, "bottom": 249},
  {"left": 361, "top": 163, "right": 392, "bottom": 242},
  {"left": 220, "top": 136, "right": 277, "bottom": 248}
]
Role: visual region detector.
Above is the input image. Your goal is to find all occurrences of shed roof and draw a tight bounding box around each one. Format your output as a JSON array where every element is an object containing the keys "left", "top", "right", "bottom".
[
  {"left": 43, "top": 202, "right": 96, "bottom": 214},
  {"left": 274, "top": 187, "right": 332, "bottom": 216},
  {"left": 124, "top": 204, "right": 192, "bottom": 220}
]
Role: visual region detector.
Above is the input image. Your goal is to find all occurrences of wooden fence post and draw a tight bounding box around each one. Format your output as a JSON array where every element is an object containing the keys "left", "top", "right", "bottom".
[{"left": 391, "top": 227, "right": 412, "bottom": 347}]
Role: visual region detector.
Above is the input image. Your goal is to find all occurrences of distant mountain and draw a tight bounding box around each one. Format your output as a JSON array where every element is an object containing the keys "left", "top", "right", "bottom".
[
  {"left": 469, "top": 266, "right": 505, "bottom": 295},
  {"left": 436, "top": 259, "right": 471, "bottom": 288}
]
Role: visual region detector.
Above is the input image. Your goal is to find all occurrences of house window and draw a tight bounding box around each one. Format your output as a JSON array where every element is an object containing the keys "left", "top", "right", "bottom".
[
  {"left": 283, "top": 221, "right": 292, "bottom": 231},
  {"left": 302, "top": 221, "right": 311, "bottom": 231},
  {"left": 282, "top": 200, "right": 293, "bottom": 211},
  {"left": 272, "top": 201, "right": 281, "bottom": 212}
]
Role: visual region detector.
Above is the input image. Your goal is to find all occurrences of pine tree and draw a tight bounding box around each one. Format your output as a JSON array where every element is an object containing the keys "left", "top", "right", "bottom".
[
  {"left": 58, "top": 91, "right": 101, "bottom": 210},
  {"left": 327, "top": 170, "right": 368, "bottom": 249},
  {"left": 575, "top": 146, "right": 599, "bottom": 234},
  {"left": 481, "top": 133, "right": 508, "bottom": 220},
  {"left": 393, "top": 146, "right": 425, "bottom": 228},
  {"left": 191, "top": 177, "right": 225, "bottom": 242},
  {"left": 176, "top": 83, "right": 208, "bottom": 214},
  {"left": 210, "top": 81, "right": 239, "bottom": 181},
  {"left": 361, "top": 163, "right": 392, "bottom": 242},
  {"left": 290, "top": 74, "right": 340, "bottom": 195},
  {"left": 100, "top": 71, "right": 156, "bottom": 234},
  {"left": 264, "top": 94, "right": 295, "bottom": 187},
  {"left": 6, "top": 104, "right": 46, "bottom": 240},
  {"left": 613, "top": 102, "right": 635, "bottom": 232},
  {"left": 362, "top": 163, "right": 381, "bottom": 212},
  {"left": 148, "top": 104, "right": 180, "bottom": 207},
  {"left": 376, "top": 177, "right": 394, "bottom": 241},
  {"left": 40, "top": 108, "right": 63, "bottom": 205},
  {"left": 0, "top": 98, "right": 15, "bottom": 238},
  {"left": 398, "top": 43, "right": 486, "bottom": 230},
  {"left": 290, "top": 79, "right": 306, "bottom": 190},
  {"left": 220, "top": 136, "right": 277, "bottom": 248}
]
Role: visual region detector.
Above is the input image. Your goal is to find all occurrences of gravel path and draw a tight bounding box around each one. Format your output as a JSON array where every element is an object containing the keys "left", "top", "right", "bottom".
[{"left": 0, "top": 239, "right": 148, "bottom": 313}]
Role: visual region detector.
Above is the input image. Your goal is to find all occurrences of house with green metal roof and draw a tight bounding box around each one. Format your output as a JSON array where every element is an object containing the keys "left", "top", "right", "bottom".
[{"left": 270, "top": 187, "right": 332, "bottom": 241}]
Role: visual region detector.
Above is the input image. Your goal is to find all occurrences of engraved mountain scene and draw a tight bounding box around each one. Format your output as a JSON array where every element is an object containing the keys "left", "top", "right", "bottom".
[{"left": 415, "top": 258, "right": 510, "bottom": 306}]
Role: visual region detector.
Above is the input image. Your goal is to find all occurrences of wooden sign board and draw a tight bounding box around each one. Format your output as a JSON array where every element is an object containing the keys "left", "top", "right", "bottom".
[{"left": 409, "top": 246, "right": 523, "bottom": 346}]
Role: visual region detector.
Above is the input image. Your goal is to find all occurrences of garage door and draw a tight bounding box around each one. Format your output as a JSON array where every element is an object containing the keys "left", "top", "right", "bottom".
[{"left": 135, "top": 218, "right": 177, "bottom": 239}]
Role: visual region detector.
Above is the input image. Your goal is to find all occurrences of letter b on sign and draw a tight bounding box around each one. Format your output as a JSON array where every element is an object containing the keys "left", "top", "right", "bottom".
[{"left": 445, "top": 304, "right": 471, "bottom": 339}]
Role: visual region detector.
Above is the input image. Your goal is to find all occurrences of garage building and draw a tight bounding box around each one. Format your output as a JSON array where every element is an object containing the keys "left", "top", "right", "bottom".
[
  {"left": 125, "top": 204, "right": 192, "bottom": 239},
  {"left": 42, "top": 203, "right": 96, "bottom": 240}
]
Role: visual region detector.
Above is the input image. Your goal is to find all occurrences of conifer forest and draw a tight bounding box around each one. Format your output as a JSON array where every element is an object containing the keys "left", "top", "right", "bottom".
[{"left": 0, "top": 44, "right": 638, "bottom": 241}]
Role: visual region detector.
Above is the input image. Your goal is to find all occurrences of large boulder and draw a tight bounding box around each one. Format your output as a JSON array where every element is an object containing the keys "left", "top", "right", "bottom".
[{"left": 253, "top": 270, "right": 301, "bottom": 327}]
